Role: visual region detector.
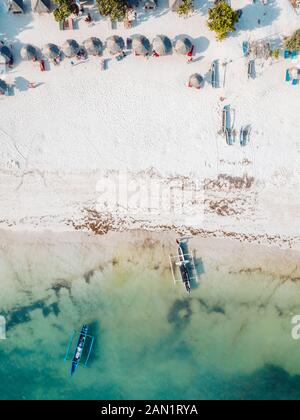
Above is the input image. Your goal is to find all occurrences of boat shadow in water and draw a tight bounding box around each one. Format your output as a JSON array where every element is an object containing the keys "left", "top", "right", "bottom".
[{"left": 81, "top": 320, "right": 102, "bottom": 369}]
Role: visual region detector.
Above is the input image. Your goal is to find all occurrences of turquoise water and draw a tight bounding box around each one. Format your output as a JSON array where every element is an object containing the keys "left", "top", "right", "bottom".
[{"left": 0, "top": 231, "right": 300, "bottom": 400}]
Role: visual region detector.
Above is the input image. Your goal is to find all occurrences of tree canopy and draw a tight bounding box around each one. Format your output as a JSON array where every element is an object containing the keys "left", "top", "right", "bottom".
[
  {"left": 177, "top": 0, "right": 193, "bottom": 17},
  {"left": 285, "top": 29, "right": 300, "bottom": 51},
  {"left": 96, "top": 0, "right": 128, "bottom": 21},
  {"left": 207, "top": 1, "right": 239, "bottom": 41},
  {"left": 53, "top": 0, "right": 73, "bottom": 22}
]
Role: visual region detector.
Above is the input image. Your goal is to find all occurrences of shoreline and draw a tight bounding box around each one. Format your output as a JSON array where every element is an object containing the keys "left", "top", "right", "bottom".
[{"left": 0, "top": 168, "right": 299, "bottom": 251}]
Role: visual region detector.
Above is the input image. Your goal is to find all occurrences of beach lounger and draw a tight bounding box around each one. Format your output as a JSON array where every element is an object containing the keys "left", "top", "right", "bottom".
[
  {"left": 68, "top": 18, "right": 74, "bottom": 30},
  {"left": 240, "top": 126, "right": 250, "bottom": 146},
  {"left": 292, "top": 79, "right": 299, "bottom": 86},
  {"left": 286, "top": 70, "right": 291, "bottom": 82},
  {"left": 110, "top": 20, "right": 117, "bottom": 30},
  {"left": 211, "top": 64, "right": 216, "bottom": 88},
  {"left": 284, "top": 50, "right": 291, "bottom": 59},
  {"left": 223, "top": 105, "right": 235, "bottom": 143},
  {"left": 225, "top": 129, "right": 234, "bottom": 145},
  {"left": 211, "top": 61, "right": 219, "bottom": 88},
  {"left": 242, "top": 41, "right": 250, "bottom": 57},
  {"left": 248, "top": 60, "right": 255, "bottom": 79},
  {"left": 291, "top": 50, "right": 297, "bottom": 59},
  {"left": 59, "top": 21, "right": 64, "bottom": 30}
]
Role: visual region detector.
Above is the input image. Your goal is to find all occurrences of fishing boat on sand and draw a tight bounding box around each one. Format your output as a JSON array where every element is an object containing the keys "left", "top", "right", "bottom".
[{"left": 169, "top": 237, "right": 198, "bottom": 294}]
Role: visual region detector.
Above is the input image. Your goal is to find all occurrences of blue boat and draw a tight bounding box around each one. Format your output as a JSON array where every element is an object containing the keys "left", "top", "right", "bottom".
[{"left": 65, "top": 324, "right": 94, "bottom": 376}]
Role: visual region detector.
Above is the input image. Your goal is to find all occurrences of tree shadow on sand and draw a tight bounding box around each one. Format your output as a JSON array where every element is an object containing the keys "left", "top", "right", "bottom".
[
  {"left": 236, "top": 0, "right": 281, "bottom": 33},
  {"left": 136, "top": 0, "right": 170, "bottom": 25},
  {"left": 0, "top": 5, "right": 34, "bottom": 41},
  {"left": 193, "top": 0, "right": 211, "bottom": 16}
]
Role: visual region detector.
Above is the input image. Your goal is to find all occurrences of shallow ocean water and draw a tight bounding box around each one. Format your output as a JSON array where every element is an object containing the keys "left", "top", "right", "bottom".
[{"left": 0, "top": 231, "right": 300, "bottom": 400}]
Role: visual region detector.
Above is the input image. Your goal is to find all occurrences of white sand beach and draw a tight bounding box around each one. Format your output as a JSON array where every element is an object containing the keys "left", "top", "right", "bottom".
[{"left": 0, "top": 0, "right": 299, "bottom": 248}]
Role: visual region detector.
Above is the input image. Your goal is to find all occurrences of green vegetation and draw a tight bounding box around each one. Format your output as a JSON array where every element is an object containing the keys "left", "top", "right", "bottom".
[
  {"left": 207, "top": 1, "right": 239, "bottom": 41},
  {"left": 285, "top": 29, "right": 300, "bottom": 51},
  {"left": 271, "top": 48, "right": 280, "bottom": 59},
  {"left": 177, "top": 0, "right": 193, "bottom": 16},
  {"left": 96, "top": 0, "right": 128, "bottom": 22},
  {"left": 53, "top": 0, "right": 73, "bottom": 22}
]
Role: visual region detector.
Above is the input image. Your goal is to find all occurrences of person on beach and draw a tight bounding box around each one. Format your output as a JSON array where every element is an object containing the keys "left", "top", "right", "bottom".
[
  {"left": 152, "top": 50, "right": 159, "bottom": 58},
  {"left": 85, "top": 13, "right": 92, "bottom": 23},
  {"left": 187, "top": 45, "right": 194, "bottom": 63},
  {"left": 28, "top": 82, "right": 36, "bottom": 89}
]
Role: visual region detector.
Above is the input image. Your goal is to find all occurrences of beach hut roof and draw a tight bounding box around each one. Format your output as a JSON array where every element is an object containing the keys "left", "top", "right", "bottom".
[
  {"left": 169, "top": 0, "right": 185, "bottom": 12},
  {"left": 174, "top": 37, "right": 192, "bottom": 55},
  {"left": 84, "top": 37, "right": 103, "bottom": 56},
  {"left": 32, "top": 0, "right": 50, "bottom": 13},
  {"left": 43, "top": 43, "right": 60, "bottom": 59},
  {"left": 62, "top": 39, "right": 80, "bottom": 58},
  {"left": 0, "top": 45, "right": 12, "bottom": 64},
  {"left": 0, "top": 79, "right": 8, "bottom": 95},
  {"left": 6, "top": 0, "right": 24, "bottom": 13},
  {"left": 20, "top": 44, "right": 37, "bottom": 61},
  {"left": 132, "top": 35, "right": 151, "bottom": 56},
  {"left": 106, "top": 36, "right": 125, "bottom": 55},
  {"left": 189, "top": 73, "right": 203, "bottom": 89},
  {"left": 152, "top": 35, "right": 173, "bottom": 56}
]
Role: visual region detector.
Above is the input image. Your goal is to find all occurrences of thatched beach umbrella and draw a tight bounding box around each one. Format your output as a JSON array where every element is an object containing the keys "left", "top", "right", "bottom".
[
  {"left": 0, "top": 79, "right": 8, "bottom": 95},
  {"left": 62, "top": 39, "right": 80, "bottom": 58},
  {"left": 84, "top": 37, "right": 103, "bottom": 56},
  {"left": 189, "top": 73, "right": 203, "bottom": 89},
  {"left": 20, "top": 44, "right": 37, "bottom": 61},
  {"left": 0, "top": 45, "right": 12, "bottom": 65},
  {"left": 106, "top": 36, "right": 125, "bottom": 55},
  {"left": 174, "top": 36, "right": 192, "bottom": 55},
  {"left": 43, "top": 43, "right": 60, "bottom": 60},
  {"left": 132, "top": 35, "right": 151, "bottom": 56},
  {"left": 33, "top": 0, "right": 51, "bottom": 13},
  {"left": 7, "top": 0, "right": 24, "bottom": 13},
  {"left": 152, "top": 35, "right": 172, "bottom": 56}
]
